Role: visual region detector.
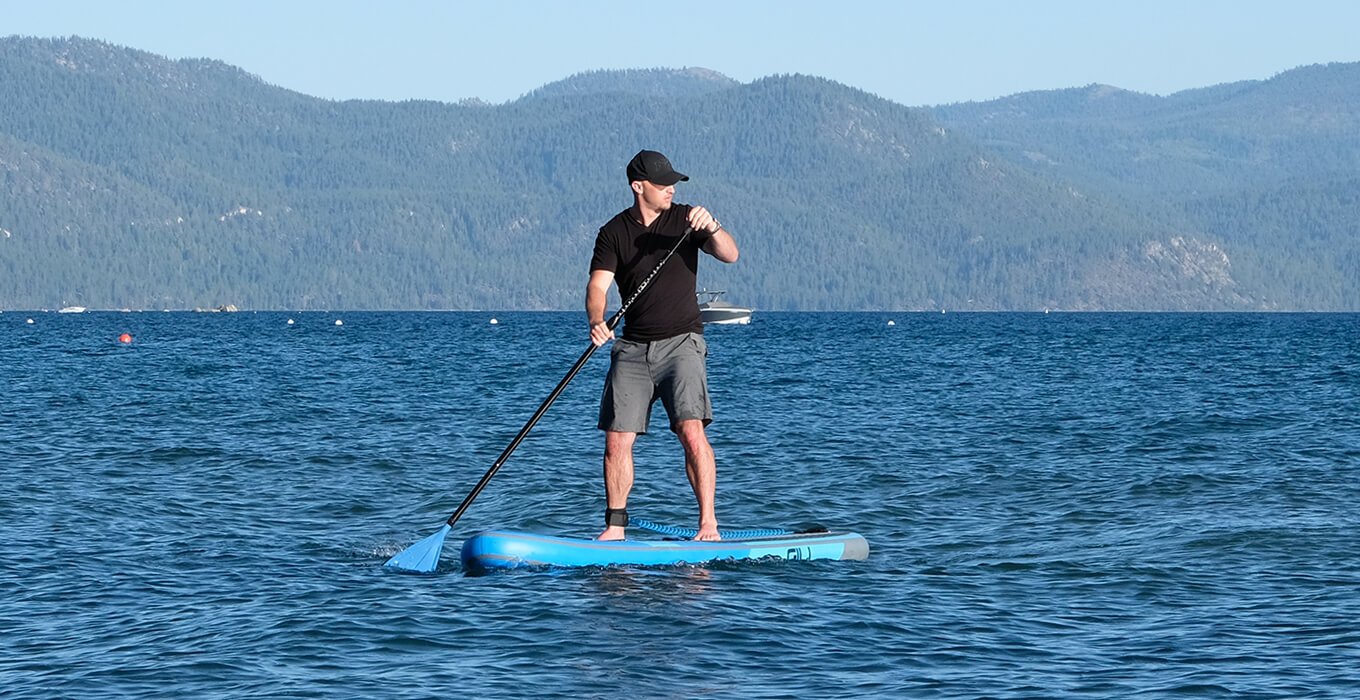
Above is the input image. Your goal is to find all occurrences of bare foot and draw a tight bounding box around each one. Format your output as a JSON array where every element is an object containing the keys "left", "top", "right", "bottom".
[
  {"left": 597, "top": 525, "right": 626, "bottom": 541},
  {"left": 694, "top": 522, "right": 720, "bottom": 541}
]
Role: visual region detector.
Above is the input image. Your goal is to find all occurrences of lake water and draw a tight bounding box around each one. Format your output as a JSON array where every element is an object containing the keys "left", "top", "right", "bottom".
[{"left": 2, "top": 311, "right": 1358, "bottom": 698}]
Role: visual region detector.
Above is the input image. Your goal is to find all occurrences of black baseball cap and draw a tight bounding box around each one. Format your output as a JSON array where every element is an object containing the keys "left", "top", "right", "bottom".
[{"left": 626, "top": 150, "right": 688, "bottom": 186}]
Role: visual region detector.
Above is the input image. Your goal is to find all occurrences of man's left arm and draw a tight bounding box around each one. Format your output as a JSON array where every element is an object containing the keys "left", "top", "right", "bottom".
[
  {"left": 686, "top": 206, "right": 739, "bottom": 263},
  {"left": 702, "top": 227, "right": 739, "bottom": 263}
]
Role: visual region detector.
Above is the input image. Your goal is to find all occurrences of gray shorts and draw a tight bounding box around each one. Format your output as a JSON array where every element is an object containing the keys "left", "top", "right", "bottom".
[{"left": 598, "top": 332, "right": 712, "bottom": 434}]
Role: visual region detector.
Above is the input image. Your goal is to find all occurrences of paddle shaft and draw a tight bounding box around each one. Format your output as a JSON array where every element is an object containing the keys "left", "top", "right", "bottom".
[{"left": 442, "top": 226, "right": 695, "bottom": 527}]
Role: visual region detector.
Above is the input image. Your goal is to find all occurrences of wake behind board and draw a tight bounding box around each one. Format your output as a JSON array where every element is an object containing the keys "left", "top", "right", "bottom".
[{"left": 459, "top": 525, "right": 869, "bottom": 574}]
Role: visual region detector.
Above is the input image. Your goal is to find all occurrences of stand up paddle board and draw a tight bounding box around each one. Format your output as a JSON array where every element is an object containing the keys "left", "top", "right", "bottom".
[{"left": 459, "top": 522, "right": 869, "bottom": 574}]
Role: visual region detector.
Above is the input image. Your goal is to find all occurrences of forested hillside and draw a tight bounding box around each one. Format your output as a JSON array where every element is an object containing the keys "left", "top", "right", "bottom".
[
  {"left": 930, "top": 63, "right": 1360, "bottom": 307},
  {"left": 2, "top": 36, "right": 1356, "bottom": 310}
]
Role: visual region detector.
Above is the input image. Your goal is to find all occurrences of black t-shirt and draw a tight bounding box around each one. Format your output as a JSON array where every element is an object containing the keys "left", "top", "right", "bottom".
[{"left": 590, "top": 204, "right": 705, "bottom": 342}]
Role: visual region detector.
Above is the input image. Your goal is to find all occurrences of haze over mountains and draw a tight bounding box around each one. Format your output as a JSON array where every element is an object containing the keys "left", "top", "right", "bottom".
[{"left": 1, "top": 36, "right": 1357, "bottom": 310}]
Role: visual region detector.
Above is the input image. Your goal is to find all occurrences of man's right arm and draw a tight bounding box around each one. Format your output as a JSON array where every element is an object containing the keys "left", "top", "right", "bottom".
[{"left": 586, "top": 268, "right": 616, "bottom": 346}]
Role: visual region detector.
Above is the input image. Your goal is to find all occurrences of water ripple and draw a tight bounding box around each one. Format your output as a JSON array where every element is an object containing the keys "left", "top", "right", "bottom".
[{"left": 3, "top": 312, "right": 1360, "bottom": 698}]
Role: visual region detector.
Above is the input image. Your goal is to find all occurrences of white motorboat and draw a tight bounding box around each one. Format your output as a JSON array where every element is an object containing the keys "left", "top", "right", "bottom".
[{"left": 697, "top": 289, "right": 752, "bottom": 325}]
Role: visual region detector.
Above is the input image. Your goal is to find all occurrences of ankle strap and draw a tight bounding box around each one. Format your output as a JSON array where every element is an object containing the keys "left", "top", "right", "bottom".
[{"left": 604, "top": 507, "right": 629, "bottom": 527}]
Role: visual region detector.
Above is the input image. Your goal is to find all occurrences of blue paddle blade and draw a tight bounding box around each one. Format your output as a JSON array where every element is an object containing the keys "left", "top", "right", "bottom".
[{"left": 384, "top": 524, "right": 451, "bottom": 573}]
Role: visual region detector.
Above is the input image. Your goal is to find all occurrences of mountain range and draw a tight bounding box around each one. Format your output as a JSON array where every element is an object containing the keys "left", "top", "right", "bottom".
[{"left": 1, "top": 36, "right": 1357, "bottom": 310}]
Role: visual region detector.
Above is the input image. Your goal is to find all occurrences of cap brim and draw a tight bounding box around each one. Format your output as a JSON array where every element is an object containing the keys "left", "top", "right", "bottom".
[{"left": 651, "top": 171, "right": 688, "bottom": 186}]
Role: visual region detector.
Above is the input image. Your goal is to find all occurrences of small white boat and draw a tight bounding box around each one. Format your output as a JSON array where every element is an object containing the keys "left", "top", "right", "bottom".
[
  {"left": 58, "top": 306, "right": 87, "bottom": 314},
  {"left": 697, "top": 289, "right": 752, "bottom": 325}
]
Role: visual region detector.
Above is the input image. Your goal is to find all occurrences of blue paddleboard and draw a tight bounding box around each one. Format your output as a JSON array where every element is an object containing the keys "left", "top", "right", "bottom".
[{"left": 459, "top": 527, "right": 870, "bottom": 574}]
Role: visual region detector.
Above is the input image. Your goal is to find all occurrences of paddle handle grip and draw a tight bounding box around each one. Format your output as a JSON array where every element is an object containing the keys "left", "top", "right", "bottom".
[{"left": 443, "top": 226, "right": 694, "bottom": 527}]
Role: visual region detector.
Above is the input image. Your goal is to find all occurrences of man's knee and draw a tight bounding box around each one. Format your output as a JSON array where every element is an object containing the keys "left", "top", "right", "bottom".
[
  {"left": 604, "top": 430, "right": 636, "bottom": 457},
  {"left": 673, "top": 420, "right": 709, "bottom": 451}
]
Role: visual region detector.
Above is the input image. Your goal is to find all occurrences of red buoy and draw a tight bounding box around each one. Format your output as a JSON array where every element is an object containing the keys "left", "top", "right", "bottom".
[{"left": 118, "top": 333, "right": 133, "bottom": 344}]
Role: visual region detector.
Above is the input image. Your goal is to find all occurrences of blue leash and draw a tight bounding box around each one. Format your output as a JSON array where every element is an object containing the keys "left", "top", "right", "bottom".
[{"left": 631, "top": 517, "right": 793, "bottom": 539}]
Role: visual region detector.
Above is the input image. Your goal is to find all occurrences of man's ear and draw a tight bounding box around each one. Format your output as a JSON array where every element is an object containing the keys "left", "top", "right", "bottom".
[{"left": 630, "top": 181, "right": 644, "bottom": 196}]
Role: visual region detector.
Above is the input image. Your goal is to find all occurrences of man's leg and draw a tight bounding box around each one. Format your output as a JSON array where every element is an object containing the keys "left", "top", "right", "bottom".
[
  {"left": 675, "top": 419, "right": 719, "bottom": 540},
  {"left": 598, "top": 430, "right": 636, "bottom": 541}
]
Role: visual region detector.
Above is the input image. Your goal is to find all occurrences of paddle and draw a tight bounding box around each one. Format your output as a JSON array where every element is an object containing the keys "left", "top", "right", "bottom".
[{"left": 384, "top": 225, "right": 695, "bottom": 573}]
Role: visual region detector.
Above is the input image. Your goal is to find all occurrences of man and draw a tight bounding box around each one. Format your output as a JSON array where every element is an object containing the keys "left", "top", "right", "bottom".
[{"left": 586, "top": 150, "right": 740, "bottom": 541}]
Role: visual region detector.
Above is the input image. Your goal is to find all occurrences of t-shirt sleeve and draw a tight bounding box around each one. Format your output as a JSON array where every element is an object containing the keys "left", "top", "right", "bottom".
[{"left": 590, "top": 227, "right": 617, "bottom": 273}]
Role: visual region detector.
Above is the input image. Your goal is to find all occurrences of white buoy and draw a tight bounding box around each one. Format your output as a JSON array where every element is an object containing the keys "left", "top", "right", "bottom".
[
  {"left": 335, "top": 319, "right": 343, "bottom": 326},
  {"left": 887, "top": 320, "right": 896, "bottom": 326},
  {"left": 489, "top": 318, "right": 499, "bottom": 325},
  {"left": 287, "top": 318, "right": 295, "bottom": 325},
  {"left": 27, "top": 318, "right": 35, "bottom": 324}
]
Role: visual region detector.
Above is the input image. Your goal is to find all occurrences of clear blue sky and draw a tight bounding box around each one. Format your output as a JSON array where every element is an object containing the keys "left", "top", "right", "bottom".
[{"left": 5, "top": 0, "right": 1359, "bottom": 106}]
